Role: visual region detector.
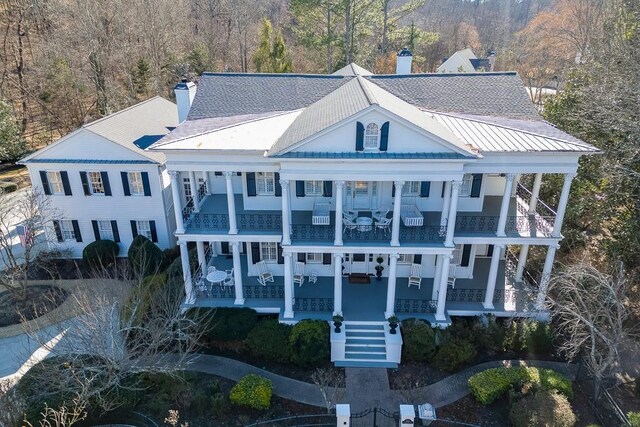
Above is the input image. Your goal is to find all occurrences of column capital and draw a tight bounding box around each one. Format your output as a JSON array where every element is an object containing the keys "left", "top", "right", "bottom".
[
  {"left": 389, "top": 253, "right": 400, "bottom": 260},
  {"left": 451, "top": 180, "right": 463, "bottom": 190},
  {"left": 168, "top": 170, "right": 180, "bottom": 179},
  {"left": 230, "top": 241, "right": 240, "bottom": 248},
  {"left": 393, "top": 180, "right": 405, "bottom": 188},
  {"left": 505, "top": 173, "right": 516, "bottom": 182},
  {"left": 495, "top": 243, "right": 506, "bottom": 249},
  {"left": 443, "top": 253, "right": 454, "bottom": 260},
  {"left": 565, "top": 172, "right": 577, "bottom": 180},
  {"left": 178, "top": 241, "right": 188, "bottom": 247},
  {"left": 335, "top": 181, "right": 346, "bottom": 189},
  {"left": 279, "top": 179, "right": 290, "bottom": 189},
  {"left": 284, "top": 252, "right": 293, "bottom": 259},
  {"left": 223, "top": 171, "right": 235, "bottom": 178},
  {"left": 333, "top": 253, "right": 343, "bottom": 260}
]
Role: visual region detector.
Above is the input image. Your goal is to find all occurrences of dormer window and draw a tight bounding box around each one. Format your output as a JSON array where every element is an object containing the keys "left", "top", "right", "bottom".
[{"left": 364, "top": 123, "right": 380, "bottom": 150}]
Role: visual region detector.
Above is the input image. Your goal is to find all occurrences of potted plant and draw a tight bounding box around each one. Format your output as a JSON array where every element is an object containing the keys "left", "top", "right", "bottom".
[
  {"left": 332, "top": 314, "right": 344, "bottom": 333},
  {"left": 387, "top": 315, "right": 399, "bottom": 334},
  {"left": 375, "top": 256, "right": 385, "bottom": 281}
]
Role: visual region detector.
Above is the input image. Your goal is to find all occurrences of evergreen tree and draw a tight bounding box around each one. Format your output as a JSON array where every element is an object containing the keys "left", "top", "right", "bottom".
[
  {"left": 132, "top": 58, "right": 151, "bottom": 96},
  {"left": 271, "top": 30, "right": 293, "bottom": 73},
  {"left": 0, "top": 100, "right": 28, "bottom": 163},
  {"left": 253, "top": 18, "right": 293, "bottom": 73}
]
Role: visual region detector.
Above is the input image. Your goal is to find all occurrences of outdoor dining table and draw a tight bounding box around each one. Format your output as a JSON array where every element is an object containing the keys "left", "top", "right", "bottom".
[
  {"left": 355, "top": 216, "right": 373, "bottom": 232},
  {"left": 206, "top": 270, "right": 228, "bottom": 284}
]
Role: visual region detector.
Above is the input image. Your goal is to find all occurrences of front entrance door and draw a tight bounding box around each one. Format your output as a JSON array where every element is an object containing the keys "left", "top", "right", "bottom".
[
  {"left": 349, "top": 253, "right": 369, "bottom": 274},
  {"left": 351, "top": 181, "right": 372, "bottom": 209}
]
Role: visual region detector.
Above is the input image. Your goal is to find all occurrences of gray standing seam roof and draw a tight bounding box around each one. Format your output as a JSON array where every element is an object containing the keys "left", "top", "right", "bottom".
[{"left": 187, "top": 73, "right": 353, "bottom": 120}]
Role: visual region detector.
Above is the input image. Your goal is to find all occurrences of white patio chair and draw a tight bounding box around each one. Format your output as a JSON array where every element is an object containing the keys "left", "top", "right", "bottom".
[
  {"left": 308, "top": 271, "right": 318, "bottom": 284},
  {"left": 374, "top": 217, "right": 392, "bottom": 235},
  {"left": 343, "top": 217, "right": 358, "bottom": 235},
  {"left": 221, "top": 275, "right": 235, "bottom": 290},
  {"left": 343, "top": 209, "right": 358, "bottom": 221},
  {"left": 225, "top": 268, "right": 234, "bottom": 279},
  {"left": 255, "top": 260, "right": 274, "bottom": 286},
  {"left": 293, "top": 261, "right": 305, "bottom": 287},
  {"left": 408, "top": 263, "right": 422, "bottom": 289},
  {"left": 196, "top": 279, "right": 210, "bottom": 297},
  {"left": 372, "top": 206, "right": 390, "bottom": 221},
  {"left": 207, "top": 266, "right": 217, "bottom": 274},
  {"left": 447, "top": 264, "right": 457, "bottom": 289}
]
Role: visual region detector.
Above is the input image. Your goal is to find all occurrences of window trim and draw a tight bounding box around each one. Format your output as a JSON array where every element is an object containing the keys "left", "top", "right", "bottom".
[
  {"left": 402, "top": 181, "right": 420, "bottom": 197},
  {"left": 97, "top": 220, "right": 114, "bottom": 240},
  {"left": 60, "top": 220, "right": 76, "bottom": 241},
  {"left": 363, "top": 123, "right": 380, "bottom": 150},
  {"left": 259, "top": 242, "right": 278, "bottom": 262},
  {"left": 306, "top": 253, "right": 323, "bottom": 263},
  {"left": 87, "top": 171, "right": 105, "bottom": 195},
  {"left": 256, "top": 172, "right": 275, "bottom": 196},
  {"left": 304, "top": 181, "right": 323, "bottom": 196},
  {"left": 47, "top": 171, "right": 65, "bottom": 195},
  {"left": 459, "top": 174, "right": 473, "bottom": 197},
  {"left": 135, "top": 220, "right": 152, "bottom": 240},
  {"left": 127, "top": 172, "right": 144, "bottom": 196},
  {"left": 398, "top": 253, "right": 413, "bottom": 264}
]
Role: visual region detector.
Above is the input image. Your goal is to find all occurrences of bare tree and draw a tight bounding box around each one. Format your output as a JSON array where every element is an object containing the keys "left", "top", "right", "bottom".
[
  {"left": 546, "top": 261, "right": 637, "bottom": 399},
  {"left": 311, "top": 367, "right": 345, "bottom": 413}
]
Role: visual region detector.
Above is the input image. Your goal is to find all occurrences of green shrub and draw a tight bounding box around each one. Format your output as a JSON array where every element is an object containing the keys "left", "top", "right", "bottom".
[
  {"left": 246, "top": 320, "right": 291, "bottom": 361},
  {"left": 165, "top": 247, "right": 198, "bottom": 279},
  {"left": 509, "top": 390, "right": 577, "bottom": 427},
  {"left": 160, "top": 246, "right": 181, "bottom": 270},
  {"left": 229, "top": 374, "right": 272, "bottom": 410},
  {"left": 122, "top": 273, "right": 169, "bottom": 326},
  {"left": 0, "top": 180, "right": 17, "bottom": 193},
  {"left": 504, "top": 320, "right": 530, "bottom": 353},
  {"left": 188, "top": 307, "right": 258, "bottom": 341},
  {"left": 435, "top": 337, "right": 477, "bottom": 372},
  {"left": 477, "top": 315, "right": 506, "bottom": 353},
  {"left": 82, "top": 240, "right": 119, "bottom": 268},
  {"left": 401, "top": 318, "right": 437, "bottom": 362},
  {"left": 526, "top": 321, "right": 554, "bottom": 355},
  {"left": 128, "top": 235, "right": 163, "bottom": 277},
  {"left": 468, "top": 367, "right": 573, "bottom": 405},
  {"left": 289, "top": 319, "right": 330, "bottom": 368},
  {"left": 628, "top": 411, "right": 640, "bottom": 427}
]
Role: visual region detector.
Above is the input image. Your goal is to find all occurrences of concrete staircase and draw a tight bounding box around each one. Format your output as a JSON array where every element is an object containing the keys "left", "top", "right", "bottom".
[{"left": 334, "top": 321, "right": 398, "bottom": 368}]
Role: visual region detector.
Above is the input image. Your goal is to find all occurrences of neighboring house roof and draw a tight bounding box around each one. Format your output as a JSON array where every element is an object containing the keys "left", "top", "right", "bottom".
[
  {"left": 332, "top": 63, "right": 374, "bottom": 76},
  {"left": 22, "top": 96, "right": 177, "bottom": 164},
  {"left": 187, "top": 73, "right": 353, "bottom": 120}
]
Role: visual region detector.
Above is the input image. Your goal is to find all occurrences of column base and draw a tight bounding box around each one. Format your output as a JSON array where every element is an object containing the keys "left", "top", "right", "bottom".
[
  {"left": 282, "top": 238, "right": 291, "bottom": 245},
  {"left": 483, "top": 302, "right": 495, "bottom": 310},
  {"left": 390, "top": 240, "right": 400, "bottom": 247},
  {"left": 384, "top": 310, "right": 394, "bottom": 319},
  {"left": 333, "top": 240, "right": 343, "bottom": 246},
  {"left": 283, "top": 310, "right": 294, "bottom": 319},
  {"left": 234, "top": 298, "right": 245, "bottom": 305},
  {"left": 496, "top": 232, "right": 506, "bottom": 237},
  {"left": 434, "top": 312, "right": 448, "bottom": 322},
  {"left": 176, "top": 228, "right": 185, "bottom": 234},
  {"left": 229, "top": 228, "right": 238, "bottom": 234}
]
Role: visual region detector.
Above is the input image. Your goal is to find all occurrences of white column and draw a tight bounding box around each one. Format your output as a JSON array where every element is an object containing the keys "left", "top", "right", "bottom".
[
  {"left": 179, "top": 242, "right": 194, "bottom": 303},
  {"left": 496, "top": 173, "right": 516, "bottom": 236},
  {"left": 391, "top": 181, "right": 404, "bottom": 246},
  {"left": 432, "top": 255, "right": 443, "bottom": 300},
  {"left": 385, "top": 253, "right": 399, "bottom": 318},
  {"left": 189, "top": 171, "right": 200, "bottom": 212},
  {"left": 283, "top": 252, "right": 294, "bottom": 318},
  {"left": 528, "top": 173, "right": 543, "bottom": 215},
  {"left": 333, "top": 253, "right": 343, "bottom": 315},
  {"left": 280, "top": 179, "right": 291, "bottom": 245},
  {"left": 516, "top": 244, "right": 529, "bottom": 281},
  {"left": 334, "top": 181, "right": 345, "bottom": 246},
  {"left": 196, "top": 241, "right": 206, "bottom": 274},
  {"left": 224, "top": 172, "right": 238, "bottom": 234},
  {"left": 536, "top": 244, "right": 558, "bottom": 309},
  {"left": 552, "top": 173, "right": 576, "bottom": 238},
  {"left": 440, "top": 181, "right": 451, "bottom": 227},
  {"left": 231, "top": 242, "right": 244, "bottom": 305},
  {"left": 169, "top": 171, "right": 185, "bottom": 233},
  {"left": 483, "top": 244, "right": 504, "bottom": 309},
  {"left": 435, "top": 254, "right": 452, "bottom": 321},
  {"left": 445, "top": 181, "right": 461, "bottom": 246},
  {"left": 205, "top": 171, "right": 213, "bottom": 195}
]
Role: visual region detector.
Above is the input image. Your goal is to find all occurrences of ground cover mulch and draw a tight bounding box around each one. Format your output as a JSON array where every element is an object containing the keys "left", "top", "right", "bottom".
[{"left": 0, "top": 285, "right": 67, "bottom": 327}]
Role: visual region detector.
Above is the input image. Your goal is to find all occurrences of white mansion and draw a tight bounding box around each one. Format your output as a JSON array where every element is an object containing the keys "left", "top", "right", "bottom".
[{"left": 25, "top": 52, "right": 597, "bottom": 366}]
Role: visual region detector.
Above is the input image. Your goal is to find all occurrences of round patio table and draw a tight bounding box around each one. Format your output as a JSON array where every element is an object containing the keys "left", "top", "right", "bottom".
[
  {"left": 206, "top": 270, "right": 228, "bottom": 284},
  {"left": 355, "top": 216, "right": 373, "bottom": 232}
]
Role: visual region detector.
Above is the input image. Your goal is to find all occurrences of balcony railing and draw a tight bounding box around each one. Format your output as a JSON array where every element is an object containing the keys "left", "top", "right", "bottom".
[
  {"left": 454, "top": 215, "right": 554, "bottom": 237},
  {"left": 187, "top": 213, "right": 229, "bottom": 231},
  {"left": 186, "top": 213, "right": 282, "bottom": 233},
  {"left": 395, "top": 299, "right": 437, "bottom": 314},
  {"left": 445, "top": 287, "right": 535, "bottom": 306},
  {"left": 291, "top": 224, "right": 335, "bottom": 241},
  {"left": 293, "top": 297, "right": 334, "bottom": 312}
]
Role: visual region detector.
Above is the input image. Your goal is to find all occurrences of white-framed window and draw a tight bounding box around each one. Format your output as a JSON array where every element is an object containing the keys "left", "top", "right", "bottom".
[
  {"left": 88, "top": 172, "right": 105, "bottom": 195},
  {"left": 60, "top": 220, "right": 76, "bottom": 241},
  {"left": 256, "top": 172, "right": 275, "bottom": 195},
  {"left": 459, "top": 174, "right": 473, "bottom": 197},
  {"left": 183, "top": 177, "right": 205, "bottom": 203},
  {"left": 47, "top": 171, "right": 64, "bottom": 194},
  {"left": 259, "top": 242, "right": 278, "bottom": 262},
  {"left": 398, "top": 253, "right": 414, "bottom": 264},
  {"left": 364, "top": 123, "right": 380, "bottom": 149},
  {"left": 402, "top": 181, "right": 420, "bottom": 196},
  {"left": 452, "top": 244, "right": 463, "bottom": 265},
  {"left": 128, "top": 172, "right": 144, "bottom": 195},
  {"left": 98, "top": 220, "right": 114, "bottom": 240},
  {"left": 136, "top": 220, "right": 152, "bottom": 240},
  {"left": 306, "top": 253, "right": 323, "bottom": 263},
  {"left": 305, "top": 181, "right": 323, "bottom": 196}
]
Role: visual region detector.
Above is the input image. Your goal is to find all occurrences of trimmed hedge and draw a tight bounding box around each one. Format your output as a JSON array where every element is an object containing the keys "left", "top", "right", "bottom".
[
  {"left": 82, "top": 240, "right": 119, "bottom": 268},
  {"left": 289, "top": 319, "right": 330, "bottom": 367},
  {"left": 229, "top": 374, "right": 272, "bottom": 410},
  {"left": 434, "top": 337, "right": 477, "bottom": 372},
  {"left": 468, "top": 366, "right": 573, "bottom": 405},
  {"left": 188, "top": 307, "right": 258, "bottom": 341},
  {"left": 509, "top": 390, "right": 577, "bottom": 427},
  {"left": 401, "top": 318, "right": 437, "bottom": 362},
  {"left": 246, "top": 320, "right": 291, "bottom": 362},
  {"left": 0, "top": 180, "right": 17, "bottom": 193},
  {"left": 127, "top": 235, "right": 163, "bottom": 277}
]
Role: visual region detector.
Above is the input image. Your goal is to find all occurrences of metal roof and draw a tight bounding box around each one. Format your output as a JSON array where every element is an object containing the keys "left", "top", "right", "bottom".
[
  {"left": 275, "top": 152, "right": 472, "bottom": 159},
  {"left": 22, "top": 158, "right": 156, "bottom": 164},
  {"left": 430, "top": 112, "right": 599, "bottom": 153}
]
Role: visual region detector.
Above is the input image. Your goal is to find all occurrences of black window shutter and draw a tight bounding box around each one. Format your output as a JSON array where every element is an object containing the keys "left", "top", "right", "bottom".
[
  {"left": 246, "top": 173, "right": 256, "bottom": 197},
  {"left": 149, "top": 221, "right": 157, "bottom": 242},
  {"left": 214, "top": 171, "right": 222, "bottom": 176},
  {"left": 221, "top": 241, "right": 230, "bottom": 254},
  {"left": 142, "top": 172, "right": 151, "bottom": 196},
  {"left": 72, "top": 220, "right": 82, "bottom": 242},
  {"left": 296, "top": 181, "right": 305, "bottom": 197},
  {"left": 80, "top": 172, "right": 91, "bottom": 195},
  {"left": 111, "top": 220, "right": 120, "bottom": 242},
  {"left": 323, "top": 253, "right": 331, "bottom": 265},
  {"left": 392, "top": 184, "right": 395, "bottom": 198},
  {"left": 487, "top": 244, "right": 494, "bottom": 258},
  {"left": 237, "top": 172, "right": 242, "bottom": 176},
  {"left": 274, "top": 173, "right": 282, "bottom": 197},
  {"left": 121, "top": 172, "right": 131, "bottom": 196},
  {"left": 130, "top": 220, "right": 138, "bottom": 237},
  {"left": 60, "top": 171, "right": 72, "bottom": 196},
  {"left": 379, "top": 121, "right": 389, "bottom": 151},
  {"left": 355, "top": 122, "right": 364, "bottom": 151},
  {"left": 251, "top": 242, "right": 261, "bottom": 263},
  {"left": 52, "top": 220, "right": 63, "bottom": 242},
  {"left": 92, "top": 220, "right": 100, "bottom": 240},
  {"left": 277, "top": 244, "right": 284, "bottom": 264},
  {"left": 470, "top": 174, "right": 483, "bottom": 198},
  {"left": 40, "top": 171, "right": 52, "bottom": 195},
  {"left": 441, "top": 182, "right": 446, "bottom": 198},
  {"left": 461, "top": 244, "right": 472, "bottom": 267},
  {"left": 413, "top": 254, "right": 422, "bottom": 264},
  {"left": 420, "top": 181, "right": 431, "bottom": 197},
  {"left": 101, "top": 172, "right": 111, "bottom": 196},
  {"left": 323, "top": 181, "right": 332, "bottom": 197},
  {"left": 297, "top": 253, "right": 306, "bottom": 263}
]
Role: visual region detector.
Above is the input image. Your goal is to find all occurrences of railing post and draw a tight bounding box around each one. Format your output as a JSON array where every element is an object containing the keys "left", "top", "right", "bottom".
[
  {"left": 399, "top": 405, "right": 416, "bottom": 426},
  {"left": 536, "top": 244, "right": 558, "bottom": 309},
  {"left": 385, "top": 253, "right": 399, "bottom": 318},
  {"left": 284, "top": 252, "right": 294, "bottom": 318},
  {"left": 334, "top": 181, "right": 345, "bottom": 246},
  {"left": 224, "top": 172, "right": 238, "bottom": 234},
  {"left": 336, "top": 404, "right": 350, "bottom": 427},
  {"left": 552, "top": 173, "right": 576, "bottom": 238},
  {"left": 497, "top": 173, "right": 516, "bottom": 236},
  {"left": 529, "top": 173, "right": 543, "bottom": 214},
  {"left": 333, "top": 253, "right": 343, "bottom": 315},
  {"left": 179, "top": 241, "right": 194, "bottom": 304},
  {"left": 169, "top": 171, "right": 185, "bottom": 233},
  {"left": 189, "top": 171, "right": 200, "bottom": 212},
  {"left": 231, "top": 242, "right": 244, "bottom": 305},
  {"left": 483, "top": 244, "right": 504, "bottom": 309},
  {"left": 445, "top": 181, "right": 461, "bottom": 246},
  {"left": 391, "top": 181, "right": 404, "bottom": 246}
]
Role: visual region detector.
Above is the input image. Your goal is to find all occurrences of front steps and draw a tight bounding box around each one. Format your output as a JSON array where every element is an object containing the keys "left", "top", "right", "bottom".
[{"left": 334, "top": 321, "right": 398, "bottom": 368}]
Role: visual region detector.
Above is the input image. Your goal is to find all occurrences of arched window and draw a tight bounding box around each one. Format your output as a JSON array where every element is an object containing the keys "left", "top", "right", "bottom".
[{"left": 364, "top": 123, "right": 379, "bottom": 149}]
